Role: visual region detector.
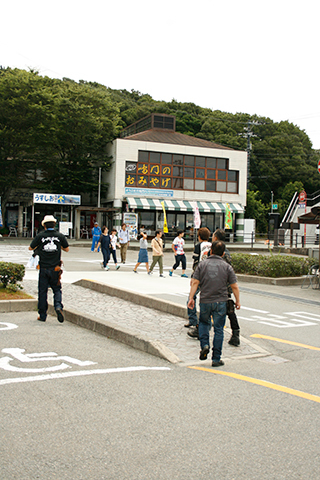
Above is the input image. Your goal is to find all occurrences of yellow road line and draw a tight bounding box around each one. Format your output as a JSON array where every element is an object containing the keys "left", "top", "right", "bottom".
[
  {"left": 250, "top": 334, "right": 320, "bottom": 351},
  {"left": 188, "top": 366, "right": 320, "bottom": 404}
]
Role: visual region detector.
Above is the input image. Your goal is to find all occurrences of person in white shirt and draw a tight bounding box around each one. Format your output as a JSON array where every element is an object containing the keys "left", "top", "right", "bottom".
[
  {"left": 118, "top": 223, "right": 130, "bottom": 263},
  {"left": 169, "top": 230, "right": 188, "bottom": 278}
]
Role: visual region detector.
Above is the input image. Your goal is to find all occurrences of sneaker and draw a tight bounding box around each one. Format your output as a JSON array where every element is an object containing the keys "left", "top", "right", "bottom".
[
  {"left": 116, "top": 265, "right": 120, "bottom": 270},
  {"left": 148, "top": 271, "right": 152, "bottom": 275},
  {"left": 187, "top": 326, "right": 199, "bottom": 339},
  {"left": 211, "top": 360, "right": 224, "bottom": 367},
  {"left": 181, "top": 274, "right": 188, "bottom": 278},
  {"left": 159, "top": 274, "right": 165, "bottom": 277},
  {"left": 37, "top": 316, "right": 46, "bottom": 322},
  {"left": 104, "top": 266, "right": 109, "bottom": 271},
  {"left": 133, "top": 269, "right": 138, "bottom": 273},
  {"left": 169, "top": 271, "right": 173, "bottom": 277},
  {"left": 199, "top": 345, "right": 209, "bottom": 360},
  {"left": 56, "top": 309, "right": 64, "bottom": 323},
  {"left": 100, "top": 262, "right": 104, "bottom": 269}
]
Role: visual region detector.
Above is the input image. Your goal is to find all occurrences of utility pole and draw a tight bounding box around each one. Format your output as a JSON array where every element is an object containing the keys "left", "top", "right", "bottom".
[{"left": 240, "top": 120, "right": 263, "bottom": 185}]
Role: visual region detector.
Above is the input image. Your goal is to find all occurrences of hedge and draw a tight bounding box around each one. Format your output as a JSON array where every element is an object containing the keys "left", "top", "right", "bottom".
[
  {"left": 231, "top": 253, "right": 314, "bottom": 278},
  {"left": 0, "top": 262, "right": 25, "bottom": 291}
]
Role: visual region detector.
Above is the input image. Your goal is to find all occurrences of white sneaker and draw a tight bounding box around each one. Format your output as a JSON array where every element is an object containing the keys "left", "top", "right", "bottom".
[{"left": 104, "top": 266, "right": 109, "bottom": 271}]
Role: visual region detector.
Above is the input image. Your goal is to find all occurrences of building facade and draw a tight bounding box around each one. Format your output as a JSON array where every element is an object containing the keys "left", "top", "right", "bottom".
[{"left": 104, "top": 114, "right": 247, "bottom": 239}]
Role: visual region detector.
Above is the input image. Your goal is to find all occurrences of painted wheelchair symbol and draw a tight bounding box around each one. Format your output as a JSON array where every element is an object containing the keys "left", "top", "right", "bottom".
[{"left": 0, "top": 348, "right": 96, "bottom": 373}]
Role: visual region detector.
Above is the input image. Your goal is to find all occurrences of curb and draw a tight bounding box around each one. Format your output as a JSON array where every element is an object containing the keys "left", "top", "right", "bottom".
[
  {"left": 0, "top": 299, "right": 37, "bottom": 313},
  {"left": 237, "top": 274, "right": 305, "bottom": 286},
  {"left": 48, "top": 304, "right": 180, "bottom": 363}
]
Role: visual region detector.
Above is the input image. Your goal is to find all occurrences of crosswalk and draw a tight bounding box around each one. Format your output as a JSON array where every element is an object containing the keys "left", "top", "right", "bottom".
[{"left": 0, "top": 245, "right": 30, "bottom": 265}]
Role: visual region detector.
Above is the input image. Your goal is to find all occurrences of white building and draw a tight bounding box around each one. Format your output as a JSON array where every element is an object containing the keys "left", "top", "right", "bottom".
[{"left": 103, "top": 113, "right": 247, "bottom": 239}]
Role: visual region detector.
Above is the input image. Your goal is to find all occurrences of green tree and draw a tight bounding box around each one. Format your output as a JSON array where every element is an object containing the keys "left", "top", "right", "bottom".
[
  {"left": 0, "top": 68, "right": 56, "bottom": 219},
  {"left": 245, "top": 190, "right": 268, "bottom": 233},
  {"left": 0, "top": 69, "right": 121, "bottom": 220}
]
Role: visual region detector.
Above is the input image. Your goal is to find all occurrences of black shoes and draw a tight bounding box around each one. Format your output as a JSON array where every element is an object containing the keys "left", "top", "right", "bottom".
[
  {"left": 37, "top": 316, "right": 46, "bottom": 322},
  {"left": 188, "top": 326, "right": 199, "bottom": 339},
  {"left": 228, "top": 329, "right": 240, "bottom": 346},
  {"left": 56, "top": 309, "right": 64, "bottom": 323},
  {"left": 199, "top": 345, "right": 209, "bottom": 360},
  {"left": 211, "top": 360, "right": 224, "bottom": 367}
]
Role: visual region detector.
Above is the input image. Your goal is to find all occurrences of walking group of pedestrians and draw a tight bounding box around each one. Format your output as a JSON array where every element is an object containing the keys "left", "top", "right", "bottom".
[{"left": 30, "top": 215, "right": 240, "bottom": 368}]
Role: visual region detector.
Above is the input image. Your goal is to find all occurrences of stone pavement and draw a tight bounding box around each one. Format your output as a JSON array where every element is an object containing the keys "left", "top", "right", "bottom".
[{"left": 20, "top": 277, "right": 269, "bottom": 365}]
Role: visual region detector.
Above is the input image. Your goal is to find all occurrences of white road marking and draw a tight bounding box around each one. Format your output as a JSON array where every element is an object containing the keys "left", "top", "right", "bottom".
[
  {"left": 0, "top": 366, "right": 171, "bottom": 386},
  {"left": 0, "top": 348, "right": 96, "bottom": 373},
  {"left": 0, "top": 322, "right": 18, "bottom": 331}
]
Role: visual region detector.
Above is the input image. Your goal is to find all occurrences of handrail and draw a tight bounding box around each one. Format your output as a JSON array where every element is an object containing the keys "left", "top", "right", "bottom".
[{"left": 281, "top": 191, "right": 298, "bottom": 226}]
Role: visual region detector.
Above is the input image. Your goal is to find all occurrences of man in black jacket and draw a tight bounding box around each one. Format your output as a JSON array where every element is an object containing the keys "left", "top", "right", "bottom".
[{"left": 29, "top": 215, "right": 69, "bottom": 323}]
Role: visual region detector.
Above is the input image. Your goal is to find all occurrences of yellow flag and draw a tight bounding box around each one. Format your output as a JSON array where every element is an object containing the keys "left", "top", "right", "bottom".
[
  {"left": 161, "top": 201, "right": 169, "bottom": 233},
  {"left": 225, "top": 203, "right": 233, "bottom": 230}
]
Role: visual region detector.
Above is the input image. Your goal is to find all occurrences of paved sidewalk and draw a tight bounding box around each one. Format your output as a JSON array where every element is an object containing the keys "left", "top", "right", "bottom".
[{"left": 21, "top": 278, "right": 270, "bottom": 365}]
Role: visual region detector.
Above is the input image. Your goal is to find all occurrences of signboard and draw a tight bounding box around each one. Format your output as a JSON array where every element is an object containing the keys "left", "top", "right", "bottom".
[
  {"left": 59, "top": 222, "right": 72, "bottom": 235},
  {"left": 124, "top": 188, "right": 173, "bottom": 197},
  {"left": 272, "top": 204, "right": 278, "bottom": 210},
  {"left": 0, "top": 199, "right": 3, "bottom": 228},
  {"left": 318, "top": 159, "right": 320, "bottom": 174},
  {"left": 33, "top": 193, "right": 81, "bottom": 205},
  {"left": 299, "top": 190, "right": 307, "bottom": 203},
  {"left": 123, "top": 213, "right": 138, "bottom": 239}
]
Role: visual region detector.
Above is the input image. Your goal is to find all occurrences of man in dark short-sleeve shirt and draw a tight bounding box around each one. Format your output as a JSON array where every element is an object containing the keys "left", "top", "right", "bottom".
[
  {"left": 188, "top": 240, "right": 240, "bottom": 367},
  {"left": 29, "top": 215, "right": 69, "bottom": 323}
]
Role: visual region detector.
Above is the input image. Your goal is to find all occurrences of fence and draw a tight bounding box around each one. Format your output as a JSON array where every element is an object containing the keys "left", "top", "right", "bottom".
[{"left": 228, "top": 231, "right": 319, "bottom": 249}]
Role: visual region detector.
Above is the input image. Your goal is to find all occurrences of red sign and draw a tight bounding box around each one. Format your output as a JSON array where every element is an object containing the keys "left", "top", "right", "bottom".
[
  {"left": 318, "top": 159, "right": 320, "bottom": 174},
  {"left": 299, "top": 190, "right": 307, "bottom": 202}
]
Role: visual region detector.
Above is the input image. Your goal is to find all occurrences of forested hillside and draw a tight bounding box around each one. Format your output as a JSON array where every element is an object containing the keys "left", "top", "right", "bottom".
[{"left": 1, "top": 69, "right": 319, "bottom": 232}]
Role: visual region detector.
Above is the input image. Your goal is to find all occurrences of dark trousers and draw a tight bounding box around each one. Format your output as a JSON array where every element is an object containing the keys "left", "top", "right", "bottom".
[
  {"left": 38, "top": 268, "right": 63, "bottom": 320},
  {"left": 102, "top": 247, "right": 110, "bottom": 267},
  {"left": 227, "top": 297, "right": 240, "bottom": 330}
]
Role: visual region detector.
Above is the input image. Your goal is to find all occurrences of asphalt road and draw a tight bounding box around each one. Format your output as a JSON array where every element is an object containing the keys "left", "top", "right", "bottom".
[{"left": 1, "top": 242, "right": 320, "bottom": 479}]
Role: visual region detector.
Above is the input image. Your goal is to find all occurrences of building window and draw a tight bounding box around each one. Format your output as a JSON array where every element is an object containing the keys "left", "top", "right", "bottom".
[{"left": 125, "top": 153, "right": 238, "bottom": 193}]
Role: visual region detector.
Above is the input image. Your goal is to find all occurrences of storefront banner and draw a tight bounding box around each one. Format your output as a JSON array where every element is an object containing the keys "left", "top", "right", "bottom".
[
  {"left": 225, "top": 203, "right": 233, "bottom": 230},
  {"left": 33, "top": 193, "right": 81, "bottom": 205},
  {"left": 125, "top": 187, "right": 173, "bottom": 197},
  {"left": 193, "top": 203, "right": 201, "bottom": 229},
  {"left": 123, "top": 213, "right": 138, "bottom": 240},
  {"left": 0, "top": 200, "right": 3, "bottom": 228},
  {"left": 160, "top": 201, "right": 169, "bottom": 233}
]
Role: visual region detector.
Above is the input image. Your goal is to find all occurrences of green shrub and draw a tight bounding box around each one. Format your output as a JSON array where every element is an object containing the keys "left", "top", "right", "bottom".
[
  {"left": 0, "top": 262, "right": 25, "bottom": 291},
  {"left": 0, "top": 227, "right": 9, "bottom": 235},
  {"left": 231, "top": 253, "right": 314, "bottom": 278}
]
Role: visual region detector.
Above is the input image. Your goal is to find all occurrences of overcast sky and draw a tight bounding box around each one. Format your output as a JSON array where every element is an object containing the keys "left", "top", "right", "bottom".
[{"left": 2, "top": 0, "right": 320, "bottom": 151}]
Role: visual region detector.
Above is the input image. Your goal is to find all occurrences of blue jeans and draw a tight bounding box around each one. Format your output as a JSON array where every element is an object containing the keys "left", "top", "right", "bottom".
[
  {"left": 199, "top": 301, "right": 227, "bottom": 362},
  {"left": 38, "top": 268, "right": 63, "bottom": 320}
]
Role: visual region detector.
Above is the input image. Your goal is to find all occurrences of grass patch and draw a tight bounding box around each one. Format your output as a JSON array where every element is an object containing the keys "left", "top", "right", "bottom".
[{"left": 0, "top": 287, "right": 34, "bottom": 301}]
